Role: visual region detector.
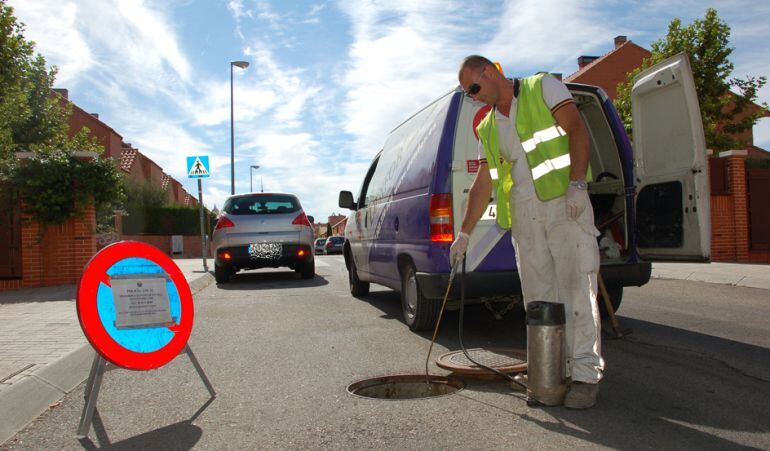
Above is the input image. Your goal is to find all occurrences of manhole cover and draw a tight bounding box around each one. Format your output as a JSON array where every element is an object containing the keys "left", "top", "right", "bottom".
[
  {"left": 347, "top": 374, "right": 464, "bottom": 400},
  {"left": 436, "top": 347, "right": 527, "bottom": 376}
]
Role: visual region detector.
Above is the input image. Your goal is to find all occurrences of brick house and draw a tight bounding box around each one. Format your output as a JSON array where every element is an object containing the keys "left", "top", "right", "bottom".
[
  {"left": 0, "top": 90, "right": 202, "bottom": 290},
  {"left": 564, "top": 36, "right": 770, "bottom": 262}
]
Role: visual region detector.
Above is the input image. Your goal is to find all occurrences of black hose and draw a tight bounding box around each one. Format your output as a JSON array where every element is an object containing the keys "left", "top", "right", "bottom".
[{"left": 458, "top": 257, "right": 527, "bottom": 390}]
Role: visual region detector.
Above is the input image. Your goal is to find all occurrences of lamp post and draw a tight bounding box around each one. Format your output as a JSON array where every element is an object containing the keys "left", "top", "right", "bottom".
[
  {"left": 230, "top": 60, "right": 249, "bottom": 195},
  {"left": 250, "top": 165, "right": 260, "bottom": 192}
]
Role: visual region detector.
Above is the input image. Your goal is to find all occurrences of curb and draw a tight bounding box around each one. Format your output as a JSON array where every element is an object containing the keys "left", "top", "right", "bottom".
[{"left": 0, "top": 271, "right": 215, "bottom": 445}]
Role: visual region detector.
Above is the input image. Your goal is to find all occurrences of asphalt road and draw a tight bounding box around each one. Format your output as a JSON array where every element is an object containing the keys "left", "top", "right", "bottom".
[{"left": 4, "top": 256, "right": 770, "bottom": 450}]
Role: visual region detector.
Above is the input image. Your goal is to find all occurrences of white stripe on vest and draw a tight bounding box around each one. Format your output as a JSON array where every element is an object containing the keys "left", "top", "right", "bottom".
[
  {"left": 521, "top": 125, "right": 567, "bottom": 153},
  {"left": 531, "top": 153, "right": 571, "bottom": 180}
]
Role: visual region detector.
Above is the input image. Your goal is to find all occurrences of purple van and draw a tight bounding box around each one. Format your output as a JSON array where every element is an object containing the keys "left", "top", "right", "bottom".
[{"left": 339, "top": 54, "right": 710, "bottom": 331}]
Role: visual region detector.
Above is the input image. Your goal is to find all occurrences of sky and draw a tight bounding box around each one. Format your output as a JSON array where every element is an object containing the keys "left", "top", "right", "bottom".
[{"left": 8, "top": 0, "right": 770, "bottom": 220}]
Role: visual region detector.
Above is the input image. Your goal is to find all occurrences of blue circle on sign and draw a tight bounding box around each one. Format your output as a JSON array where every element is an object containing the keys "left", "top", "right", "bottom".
[{"left": 96, "top": 257, "right": 182, "bottom": 353}]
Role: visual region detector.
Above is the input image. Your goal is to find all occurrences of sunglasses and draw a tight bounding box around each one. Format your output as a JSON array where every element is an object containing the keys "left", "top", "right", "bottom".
[{"left": 464, "top": 66, "right": 487, "bottom": 97}]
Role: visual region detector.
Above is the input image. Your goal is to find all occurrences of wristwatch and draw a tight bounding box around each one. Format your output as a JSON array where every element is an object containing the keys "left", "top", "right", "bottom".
[{"left": 569, "top": 180, "right": 588, "bottom": 190}]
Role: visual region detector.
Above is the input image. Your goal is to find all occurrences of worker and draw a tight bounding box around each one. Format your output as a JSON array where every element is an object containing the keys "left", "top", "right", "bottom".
[{"left": 452, "top": 55, "right": 603, "bottom": 409}]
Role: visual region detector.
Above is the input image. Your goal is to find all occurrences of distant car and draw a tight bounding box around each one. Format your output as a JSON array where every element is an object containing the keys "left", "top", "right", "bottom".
[
  {"left": 314, "top": 238, "right": 327, "bottom": 254},
  {"left": 324, "top": 236, "right": 345, "bottom": 255},
  {"left": 212, "top": 192, "right": 315, "bottom": 283}
]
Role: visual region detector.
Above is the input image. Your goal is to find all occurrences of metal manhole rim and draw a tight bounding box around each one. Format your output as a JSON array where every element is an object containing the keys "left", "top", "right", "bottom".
[{"left": 346, "top": 373, "right": 465, "bottom": 401}]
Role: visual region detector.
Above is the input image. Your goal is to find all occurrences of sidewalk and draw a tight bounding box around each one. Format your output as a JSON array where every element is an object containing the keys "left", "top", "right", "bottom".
[
  {"left": 0, "top": 258, "right": 213, "bottom": 445},
  {"left": 651, "top": 261, "right": 770, "bottom": 290}
]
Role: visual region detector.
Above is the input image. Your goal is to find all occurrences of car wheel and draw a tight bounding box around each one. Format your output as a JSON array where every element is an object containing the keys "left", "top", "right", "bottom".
[
  {"left": 348, "top": 257, "right": 369, "bottom": 297},
  {"left": 300, "top": 258, "right": 315, "bottom": 279},
  {"left": 598, "top": 285, "right": 623, "bottom": 318},
  {"left": 214, "top": 264, "right": 230, "bottom": 284},
  {"left": 400, "top": 262, "right": 439, "bottom": 332}
]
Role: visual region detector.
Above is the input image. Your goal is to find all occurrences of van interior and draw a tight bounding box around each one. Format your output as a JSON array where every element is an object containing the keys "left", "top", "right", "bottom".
[{"left": 572, "top": 91, "right": 628, "bottom": 264}]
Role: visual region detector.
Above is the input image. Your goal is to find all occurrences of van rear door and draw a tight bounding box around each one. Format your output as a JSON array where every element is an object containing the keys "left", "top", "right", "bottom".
[{"left": 632, "top": 53, "right": 710, "bottom": 261}]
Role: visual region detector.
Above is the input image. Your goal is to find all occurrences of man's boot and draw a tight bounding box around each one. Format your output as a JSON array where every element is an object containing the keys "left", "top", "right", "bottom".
[{"left": 564, "top": 382, "right": 598, "bottom": 409}]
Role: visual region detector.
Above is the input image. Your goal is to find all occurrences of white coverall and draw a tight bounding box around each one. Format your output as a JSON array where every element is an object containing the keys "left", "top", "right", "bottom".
[{"left": 481, "top": 76, "right": 604, "bottom": 383}]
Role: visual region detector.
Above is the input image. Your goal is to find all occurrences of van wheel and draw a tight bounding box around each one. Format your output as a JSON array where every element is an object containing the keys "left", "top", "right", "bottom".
[
  {"left": 598, "top": 285, "right": 623, "bottom": 318},
  {"left": 300, "top": 258, "right": 315, "bottom": 279},
  {"left": 348, "top": 258, "right": 369, "bottom": 297},
  {"left": 400, "top": 263, "right": 439, "bottom": 332},
  {"left": 214, "top": 264, "right": 230, "bottom": 284}
]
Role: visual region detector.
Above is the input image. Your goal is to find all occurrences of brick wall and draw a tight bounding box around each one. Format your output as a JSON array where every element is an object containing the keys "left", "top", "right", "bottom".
[
  {"left": 0, "top": 201, "right": 96, "bottom": 291},
  {"left": 115, "top": 235, "right": 211, "bottom": 258}
]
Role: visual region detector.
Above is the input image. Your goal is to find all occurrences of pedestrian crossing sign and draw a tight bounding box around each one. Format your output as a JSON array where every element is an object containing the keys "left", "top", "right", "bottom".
[{"left": 187, "top": 156, "right": 210, "bottom": 178}]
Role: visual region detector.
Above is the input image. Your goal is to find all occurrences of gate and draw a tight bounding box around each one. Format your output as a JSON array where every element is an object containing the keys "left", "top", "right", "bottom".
[
  {"left": 747, "top": 168, "right": 770, "bottom": 251},
  {"left": 0, "top": 187, "right": 22, "bottom": 278}
]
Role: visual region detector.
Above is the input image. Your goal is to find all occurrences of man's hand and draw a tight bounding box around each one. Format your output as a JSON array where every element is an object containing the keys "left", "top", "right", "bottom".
[
  {"left": 565, "top": 185, "right": 589, "bottom": 219},
  {"left": 450, "top": 232, "right": 470, "bottom": 264}
]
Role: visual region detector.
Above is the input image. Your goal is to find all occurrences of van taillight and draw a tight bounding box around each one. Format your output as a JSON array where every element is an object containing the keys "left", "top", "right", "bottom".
[
  {"left": 292, "top": 212, "right": 312, "bottom": 227},
  {"left": 429, "top": 194, "right": 454, "bottom": 242},
  {"left": 215, "top": 217, "right": 234, "bottom": 230}
]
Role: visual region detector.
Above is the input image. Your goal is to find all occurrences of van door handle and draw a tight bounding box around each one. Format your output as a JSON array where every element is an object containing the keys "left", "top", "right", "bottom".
[{"left": 394, "top": 217, "right": 399, "bottom": 231}]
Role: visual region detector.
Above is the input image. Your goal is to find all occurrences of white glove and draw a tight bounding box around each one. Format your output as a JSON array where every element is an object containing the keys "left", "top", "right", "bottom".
[
  {"left": 450, "top": 232, "right": 470, "bottom": 264},
  {"left": 565, "top": 184, "right": 589, "bottom": 220}
]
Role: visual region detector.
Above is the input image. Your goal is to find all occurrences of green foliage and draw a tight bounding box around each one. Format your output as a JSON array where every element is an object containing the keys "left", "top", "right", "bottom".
[
  {"left": 746, "top": 158, "right": 770, "bottom": 169},
  {"left": 0, "top": 1, "right": 124, "bottom": 225},
  {"left": 10, "top": 151, "right": 124, "bottom": 225},
  {"left": 122, "top": 178, "right": 169, "bottom": 209},
  {"left": 122, "top": 206, "right": 215, "bottom": 235},
  {"left": 326, "top": 223, "right": 332, "bottom": 237},
  {"left": 615, "top": 8, "right": 768, "bottom": 151}
]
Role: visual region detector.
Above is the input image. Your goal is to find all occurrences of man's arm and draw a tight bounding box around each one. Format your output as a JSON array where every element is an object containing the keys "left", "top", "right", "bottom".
[
  {"left": 460, "top": 162, "right": 493, "bottom": 235},
  {"left": 553, "top": 102, "right": 590, "bottom": 181}
]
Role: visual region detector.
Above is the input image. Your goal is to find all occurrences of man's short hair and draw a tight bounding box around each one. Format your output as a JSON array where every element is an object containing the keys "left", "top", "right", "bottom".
[{"left": 459, "top": 55, "right": 493, "bottom": 80}]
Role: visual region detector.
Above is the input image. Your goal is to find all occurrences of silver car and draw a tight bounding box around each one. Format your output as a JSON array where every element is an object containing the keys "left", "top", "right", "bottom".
[{"left": 212, "top": 193, "right": 315, "bottom": 283}]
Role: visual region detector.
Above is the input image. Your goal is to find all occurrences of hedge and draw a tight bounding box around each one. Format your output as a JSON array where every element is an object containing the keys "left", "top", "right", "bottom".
[{"left": 122, "top": 206, "right": 216, "bottom": 235}]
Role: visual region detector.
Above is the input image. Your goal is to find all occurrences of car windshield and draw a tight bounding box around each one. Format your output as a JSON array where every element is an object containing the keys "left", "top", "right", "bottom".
[
  {"left": 330, "top": 237, "right": 344, "bottom": 244},
  {"left": 315, "top": 239, "right": 326, "bottom": 244},
  {"left": 223, "top": 195, "right": 300, "bottom": 215}
]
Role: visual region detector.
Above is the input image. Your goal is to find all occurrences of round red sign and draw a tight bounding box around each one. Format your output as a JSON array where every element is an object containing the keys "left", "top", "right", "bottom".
[{"left": 76, "top": 241, "right": 194, "bottom": 370}]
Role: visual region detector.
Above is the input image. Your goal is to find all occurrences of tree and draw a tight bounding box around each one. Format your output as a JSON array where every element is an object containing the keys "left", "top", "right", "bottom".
[
  {"left": 0, "top": 0, "right": 124, "bottom": 225},
  {"left": 615, "top": 8, "right": 768, "bottom": 152},
  {"left": 326, "top": 223, "right": 332, "bottom": 237}
]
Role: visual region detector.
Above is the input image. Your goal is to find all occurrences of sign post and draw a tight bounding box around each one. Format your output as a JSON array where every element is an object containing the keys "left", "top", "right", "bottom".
[
  {"left": 75, "top": 241, "right": 215, "bottom": 439},
  {"left": 187, "top": 156, "right": 211, "bottom": 272}
]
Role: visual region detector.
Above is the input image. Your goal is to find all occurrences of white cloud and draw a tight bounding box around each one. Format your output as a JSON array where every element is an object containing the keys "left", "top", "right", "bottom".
[{"left": 8, "top": 1, "right": 93, "bottom": 86}]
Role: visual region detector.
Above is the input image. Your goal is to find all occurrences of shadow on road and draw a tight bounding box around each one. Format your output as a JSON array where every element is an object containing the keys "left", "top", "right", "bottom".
[
  {"left": 215, "top": 271, "right": 329, "bottom": 291},
  {"left": 77, "top": 396, "right": 214, "bottom": 450},
  {"left": 441, "top": 313, "right": 770, "bottom": 449}
]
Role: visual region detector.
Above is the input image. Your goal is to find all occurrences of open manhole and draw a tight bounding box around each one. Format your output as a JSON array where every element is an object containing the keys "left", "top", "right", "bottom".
[
  {"left": 436, "top": 347, "right": 527, "bottom": 378},
  {"left": 347, "top": 374, "right": 464, "bottom": 400}
]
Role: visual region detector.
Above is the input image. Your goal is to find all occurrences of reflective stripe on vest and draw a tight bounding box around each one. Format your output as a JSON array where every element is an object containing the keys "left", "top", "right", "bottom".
[{"left": 516, "top": 73, "right": 572, "bottom": 201}]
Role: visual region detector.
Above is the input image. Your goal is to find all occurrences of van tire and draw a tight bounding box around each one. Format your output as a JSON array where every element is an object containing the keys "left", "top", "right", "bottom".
[
  {"left": 598, "top": 285, "right": 623, "bottom": 318},
  {"left": 348, "top": 258, "right": 369, "bottom": 297},
  {"left": 300, "top": 258, "right": 315, "bottom": 279},
  {"left": 400, "top": 263, "right": 440, "bottom": 332}
]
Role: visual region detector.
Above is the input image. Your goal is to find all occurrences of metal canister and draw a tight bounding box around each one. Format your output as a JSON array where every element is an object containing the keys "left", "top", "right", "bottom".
[{"left": 526, "top": 301, "right": 567, "bottom": 406}]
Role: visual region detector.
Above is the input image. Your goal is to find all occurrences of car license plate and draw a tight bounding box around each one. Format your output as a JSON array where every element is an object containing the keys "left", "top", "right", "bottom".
[{"left": 248, "top": 243, "right": 282, "bottom": 260}]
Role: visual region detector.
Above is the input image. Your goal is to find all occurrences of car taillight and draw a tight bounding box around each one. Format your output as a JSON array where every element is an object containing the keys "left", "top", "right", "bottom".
[
  {"left": 292, "top": 212, "right": 312, "bottom": 227},
  {"left": 429, "top": 193, "right": 454, "bottom": 243},
  {"left": 215, "top": 217, "right": 234, "bottom": 230}
]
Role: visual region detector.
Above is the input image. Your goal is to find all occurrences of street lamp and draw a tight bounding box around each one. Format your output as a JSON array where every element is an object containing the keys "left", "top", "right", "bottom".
[
  {"left": 230, "top": 60, "right": 249, "bottom": 195},
  {"left": 250, "top": 165, "right": 260, "bottom": 192}
]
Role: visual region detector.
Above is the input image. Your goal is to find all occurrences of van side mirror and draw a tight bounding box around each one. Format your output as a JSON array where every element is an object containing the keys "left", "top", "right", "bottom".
[
  {"left": 307, "top": 215, "right": 314, "bottom": 223},
  {"left": 339, "top": 191, "right": 356, "bottom": 210}
]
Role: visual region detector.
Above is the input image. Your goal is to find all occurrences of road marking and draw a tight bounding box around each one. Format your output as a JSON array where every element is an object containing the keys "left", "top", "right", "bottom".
[{"left": 315, "top": 259, "right": 329, "bottom": 267}]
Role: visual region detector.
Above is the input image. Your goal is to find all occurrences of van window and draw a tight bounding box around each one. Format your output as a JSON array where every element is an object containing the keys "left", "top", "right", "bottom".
[
  {"left": 359, "top": 157, "right": 380, "bottom": 208},
  {"left": 223, "top": 194, "right": 300, "bottom": 215}
]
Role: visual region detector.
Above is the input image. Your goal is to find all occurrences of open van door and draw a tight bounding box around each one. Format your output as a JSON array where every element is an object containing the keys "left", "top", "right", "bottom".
[{"left": 632, "top": 53, "right": 710, "bottom": 261}]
